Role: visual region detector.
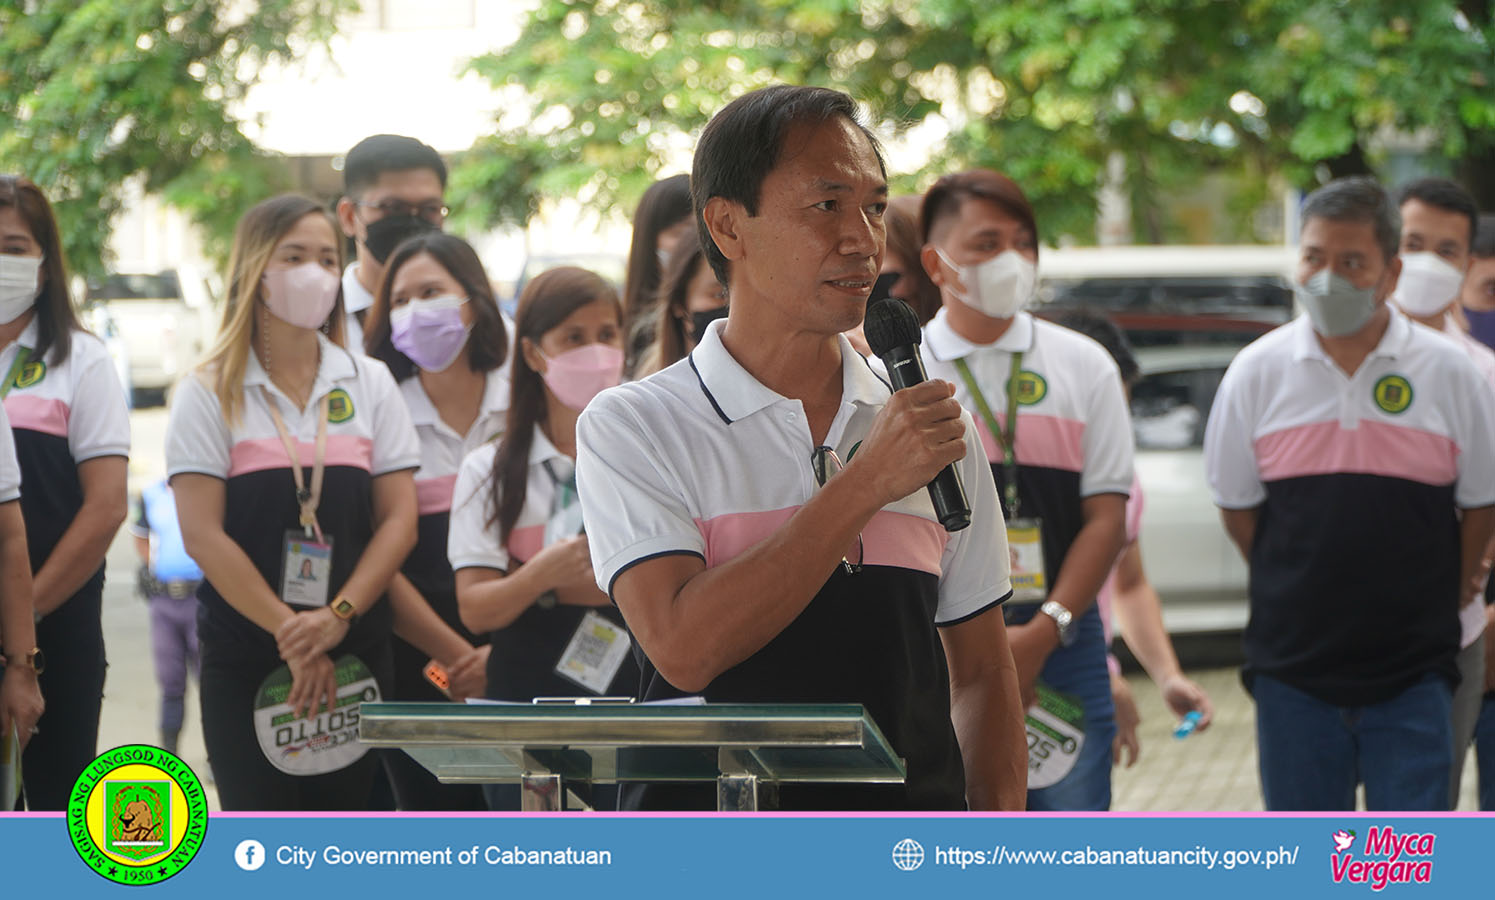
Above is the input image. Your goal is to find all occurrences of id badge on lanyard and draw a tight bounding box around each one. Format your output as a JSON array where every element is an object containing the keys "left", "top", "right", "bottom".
[
  {"left": 555, "top": 609, "right": 632, "bottom": 694},
  {"left": 952, "top": 353, "right": 1047, "bottom": 603},
  {"left": 264, "top": 387, "right": 334, "bottom": 608}
]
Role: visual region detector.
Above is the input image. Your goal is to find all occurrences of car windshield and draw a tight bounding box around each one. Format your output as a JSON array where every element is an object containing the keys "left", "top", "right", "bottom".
[
  {"left": 89, "top": 272, "right": 182, "bottom": 301},
  {"left": 1041, "top": 274, "right": 1294, "bottom": 451}
]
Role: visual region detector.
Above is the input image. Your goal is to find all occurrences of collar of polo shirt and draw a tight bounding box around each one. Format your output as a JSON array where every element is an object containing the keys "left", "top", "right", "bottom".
[
  {"left": 243, "top": 331, "right": 357, "bottom": 401},
  {"left": 405, "top": 365, "right": 510, "bottom": 429},
  {"left": 528, "top": 422, "right": 568, "bottom": 466},
  {"left": 1291, "top": 304, "right": 1412, "bottom": 364},
  {"left": 342, "top": 262, "right": 375, "bottom": 315},
  {"left": 922, "top": 308, "right": 1036, "bottom": 363},
  {"left": 688, "top": 317, "right": 889, "bottom": 424}
]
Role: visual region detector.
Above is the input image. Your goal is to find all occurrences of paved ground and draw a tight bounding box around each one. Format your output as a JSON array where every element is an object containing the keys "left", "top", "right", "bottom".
[{"left": 89, "top": 407, "right": 1483, "bottom": 812}]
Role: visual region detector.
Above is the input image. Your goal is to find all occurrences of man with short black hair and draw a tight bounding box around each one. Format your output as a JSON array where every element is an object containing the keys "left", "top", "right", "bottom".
[
  {"left": 1390, "top": 176, "right": 1492, "bottom": 807},
  {"left": 335, "top": 135, "right": 449, "bottom": 347},
  {"left": 1205, "top": 176, "right": 1495, "bottom": 810},
  {"left": 577, "top": 85, "right": 1026, "bottom": 810}
]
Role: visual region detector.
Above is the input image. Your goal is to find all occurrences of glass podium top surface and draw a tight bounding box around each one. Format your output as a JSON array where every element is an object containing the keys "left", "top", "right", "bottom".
[{"left": 358, "top": 702, "right": 906, "bottom": 786}]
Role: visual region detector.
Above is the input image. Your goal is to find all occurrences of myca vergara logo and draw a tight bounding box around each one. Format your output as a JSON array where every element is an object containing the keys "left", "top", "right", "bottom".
[
  {"left": 1330, "top": 825, "right": 1434, "bottom": 891},
  {"left": 68, "top": 744, "right": 208, "bottom": 886}
]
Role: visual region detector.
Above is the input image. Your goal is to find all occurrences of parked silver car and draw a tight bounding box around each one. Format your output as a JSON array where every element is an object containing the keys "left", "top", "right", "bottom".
[{"left": 1038, "top": 246, "right": 1296, "bottom": 633}]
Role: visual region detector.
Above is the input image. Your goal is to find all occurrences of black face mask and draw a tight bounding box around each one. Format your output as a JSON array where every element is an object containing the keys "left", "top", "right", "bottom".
[
  {"left": 363, "top": 214, "right": 437, "bottom": 264},
  {"left": 689, "top": 306, "right": 728, "bottom": 343}
]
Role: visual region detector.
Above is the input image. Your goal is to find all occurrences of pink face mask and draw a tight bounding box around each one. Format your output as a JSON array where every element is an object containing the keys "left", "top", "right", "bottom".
[
  {"left": 538, "top": 343, "right": 624, "bottom": 411},
  {"left": 262, "top": 262, "right": 340, "bottom": 330}
]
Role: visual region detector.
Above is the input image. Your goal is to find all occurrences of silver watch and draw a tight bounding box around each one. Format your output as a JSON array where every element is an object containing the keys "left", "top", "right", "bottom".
[{"left": 1039, "top": 601, "right": 1076, "bottom": 647}]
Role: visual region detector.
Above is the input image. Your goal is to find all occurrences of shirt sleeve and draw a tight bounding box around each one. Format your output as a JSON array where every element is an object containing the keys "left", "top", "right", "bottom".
[
  {"left": 447, "top": 444, "right": 510, "bottom": 572},
  {"left": 0, "top": 401, "right": 20, "bottom": 504},
  {"left": 1203, "top": 354, "right": 1266, "bottom": 509},
  {"left": 1079, "top": 356, "right": 1135, "bottom": 498},
  {"left": 1449, "top": 355, "right": 1495, "bottom": 509},
  {"left": 935, "top": 410, "right": 1013, "bottom": 625},
  {"left": 165, "top": 373, "right": 232, "bottom": 480},
  {"left": 363, "top": 359, "right": 421, "bottom": 476},
  {"left": 67, "top": 338, "right": 131, "bottom": 463},
  {"left": 575, "top": 394, "right": 706, "bottom": 596}
]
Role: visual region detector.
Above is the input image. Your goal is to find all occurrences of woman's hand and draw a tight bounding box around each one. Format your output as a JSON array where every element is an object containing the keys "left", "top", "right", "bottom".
[
  {"left": 447, "top": 645, "right": 490, "bottom": 702},
  {"left": 1110, "top": 670, "right": 1140, "bottom": 768},
  {"left": 276, "top": 607, "right": 350, "bottom": 663},
  {"left": 529, "top": 536, "right": 597, "bottom": 592},
  {"left": 0, "top": 667, "right": 44, "bottom": 751},
  {"left": 285, "top": 653, "right": 338, "bottom": 719}
]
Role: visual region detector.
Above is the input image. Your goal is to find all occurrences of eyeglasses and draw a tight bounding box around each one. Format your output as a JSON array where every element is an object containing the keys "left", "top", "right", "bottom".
[
  {"left": 811, "top": 445, "right": 864, "bottom": 575},
  {"left": 354, "top": 199, "right": 449, "bottom": 225}
]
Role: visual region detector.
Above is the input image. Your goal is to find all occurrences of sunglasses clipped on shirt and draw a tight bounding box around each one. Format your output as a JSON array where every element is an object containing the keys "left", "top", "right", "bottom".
[{"left": 811, "top": 445, "right": 864, "bottom": 575}]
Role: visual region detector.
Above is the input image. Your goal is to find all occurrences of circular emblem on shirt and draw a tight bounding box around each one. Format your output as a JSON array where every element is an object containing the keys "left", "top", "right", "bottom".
[
  {"left": 326, "top": 388, "right": 355, "bottom": 423},
  {"left": 1008, "top": 370, "right": 1047, "bottom": 406},
  {"left": 1373, "top": 374, "right": 1413, "bottom": 415},
  {"left": 67, "top": 744, "right": 208, "bottom": 885},
  {"left": 14, "top": 359, "right": 45, "bottom": 389}
]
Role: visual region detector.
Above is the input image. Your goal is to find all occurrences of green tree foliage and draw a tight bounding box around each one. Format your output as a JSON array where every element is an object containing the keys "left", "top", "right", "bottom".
[
  {"left": 0, "top": 0, "right": 351, "bottom": 278},
  {"left": 456, "top": 0, "right": 1495, "bottom": 244}
]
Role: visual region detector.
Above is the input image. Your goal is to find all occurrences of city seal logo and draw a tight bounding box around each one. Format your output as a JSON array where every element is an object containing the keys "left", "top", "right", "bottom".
[
  {"left": 1373, "top": 374, "right": 1413, "bottom": 414},
  {"left": 14, "top": 359, "right": 45, "bottom": 389},
  {"left": 68, "top": 745, "right": 207, "bottom": 885},
  {"left": 326, "top": 388, "right": 355, "bottom": 423},
  {"left": 1008, "top": 370, "right": 1047, "bottom": 406}
]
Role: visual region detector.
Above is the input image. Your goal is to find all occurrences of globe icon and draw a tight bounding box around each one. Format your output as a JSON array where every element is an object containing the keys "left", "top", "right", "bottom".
[{"left": 891, "top": 838, "right": 924, "bottom": 871}]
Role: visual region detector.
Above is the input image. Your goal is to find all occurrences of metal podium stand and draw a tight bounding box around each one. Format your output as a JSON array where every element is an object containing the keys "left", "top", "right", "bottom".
[{"left": 359, "top": 702, "right": 906, "bottom": 811}]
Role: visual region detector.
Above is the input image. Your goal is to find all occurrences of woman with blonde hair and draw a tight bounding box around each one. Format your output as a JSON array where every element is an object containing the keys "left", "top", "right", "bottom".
[
  {"left": 166, "top": 194, "right": 420, "bottom": 810},
  {"left": 0, "top": 174, "right": 129, "bottom": 810}
]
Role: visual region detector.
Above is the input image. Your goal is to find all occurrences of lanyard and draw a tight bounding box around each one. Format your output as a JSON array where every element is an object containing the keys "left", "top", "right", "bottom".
[
  {"left": 261, "top": 386, "right": 330, "bottom": 543},
  {"left": 0, "top": 347, "right": 31, "bottom": 400},
  {"left": 952, "top": 352, "right": 1024, "bottom": 517}
]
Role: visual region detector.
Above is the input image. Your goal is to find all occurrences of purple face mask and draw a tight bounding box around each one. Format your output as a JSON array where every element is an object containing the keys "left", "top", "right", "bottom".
[
  {"left": 1464, "top": 307, "right": 1495, "bottom": 353},
  {"left": 390, "top": 295, "right": 471, "bottom": 372}
]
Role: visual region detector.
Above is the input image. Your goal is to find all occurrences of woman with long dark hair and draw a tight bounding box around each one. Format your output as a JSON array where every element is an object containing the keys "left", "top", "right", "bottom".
[
  {"left": 360, "top": 231, "right": 512, "bottom": 809},
  {"left": 633, "top": 234, "right": 727, "bottom": 378},
  {"left": 0, "top": 174, "right": 129, "bottom": 810},
  {"left": 448, "top": 266, "right": 639, "bottom": 808},
  {"left": 622, "top": 174, "right": 692, "bottom": 373},
  {"left": 167, "top": 194, "right": 419, "bottom": 810}
]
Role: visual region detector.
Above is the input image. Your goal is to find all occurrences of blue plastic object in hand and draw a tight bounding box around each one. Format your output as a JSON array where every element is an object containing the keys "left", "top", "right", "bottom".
[{"left": 1173, "top": 710, "right": 1203, "bottom": 740}]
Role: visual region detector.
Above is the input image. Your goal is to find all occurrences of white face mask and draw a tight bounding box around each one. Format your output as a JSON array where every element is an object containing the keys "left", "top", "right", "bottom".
[
  {"left": 1391, "top": 252, "right": 1465, "bottom": 318},
  {"left": 938, "top": 248, "right": 1036, "bottom": 319},
  {"left": 0, "top": 255, "right": 42, "bottom": 325}
]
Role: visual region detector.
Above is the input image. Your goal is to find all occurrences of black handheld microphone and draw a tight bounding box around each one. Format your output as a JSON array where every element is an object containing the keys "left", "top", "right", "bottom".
[{"left": 863, "top": 297, "right": 972, "bottom": 533}]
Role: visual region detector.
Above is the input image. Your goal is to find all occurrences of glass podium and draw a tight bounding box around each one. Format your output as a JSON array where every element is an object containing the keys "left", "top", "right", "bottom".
[{"left": 358, "top": 702, "right": 906, "bottom": 811}]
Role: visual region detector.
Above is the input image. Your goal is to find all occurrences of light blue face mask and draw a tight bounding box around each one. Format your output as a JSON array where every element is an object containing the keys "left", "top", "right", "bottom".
[{"left": 1294, "top": 268, "right": 1377, "bottom": 337}]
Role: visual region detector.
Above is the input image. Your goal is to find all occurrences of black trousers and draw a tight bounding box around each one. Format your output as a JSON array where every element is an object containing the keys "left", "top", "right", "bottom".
[
  {"left": 376, "top": 635, "right": 487, "bottom": 811},
  {"left": 15, "top": 577, "right": 106, "bottom": 810},
  {"left": 199, "top": 638, "right": 391, "bottom": 811}
]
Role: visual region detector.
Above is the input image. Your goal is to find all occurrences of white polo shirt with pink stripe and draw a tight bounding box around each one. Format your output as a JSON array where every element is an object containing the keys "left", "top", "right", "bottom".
[
  {"left": 165, "top": 335, "right": 419, "bottom": 654},
  {"left": 447, "top": 428, "right": 564, "bottom": 574},
  {"left": 922, "top": 309, "right": 1134, "bottom": 594},
  {"left": 1, "top": 319, "right": 130, "bottom": 569},
  {"left": 0, "top": 400, "right": 20, "bottom": 505},
  {"left": 574, "top": 320, "right": 1011, "bottom": 810},
  {"left": 1204, "top": 308, "right": 1495, "bottom": 707}
]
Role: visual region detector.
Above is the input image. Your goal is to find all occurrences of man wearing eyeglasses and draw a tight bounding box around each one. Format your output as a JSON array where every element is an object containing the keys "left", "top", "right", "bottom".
[
  {"left": 335, "top": 134, "right": 449, "bottom": 349},
  {"left": 576, "top": 86, "right": 1026, "bottom": 811}
]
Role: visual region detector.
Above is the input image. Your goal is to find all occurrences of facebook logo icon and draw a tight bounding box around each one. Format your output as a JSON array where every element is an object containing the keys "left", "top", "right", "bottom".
[{"left": 234, "top": 839, "right": 266, "bottom": 871}]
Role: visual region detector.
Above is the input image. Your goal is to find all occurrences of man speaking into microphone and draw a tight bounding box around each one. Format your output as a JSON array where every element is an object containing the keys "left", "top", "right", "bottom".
[{"left": 575, "top": 85, "right": 1025, "bottom": 810}]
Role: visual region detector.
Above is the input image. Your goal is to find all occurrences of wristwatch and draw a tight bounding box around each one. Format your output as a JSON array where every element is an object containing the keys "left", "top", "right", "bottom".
[
  {"left": 330, "top": 596, "right": 359, "bottom": 623},
  {"left": 1039, "top": 601, "right": 1076, "bottom": 648},
  {"left": 6, "top": 646, "right": 45, "bottom": 674}
]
